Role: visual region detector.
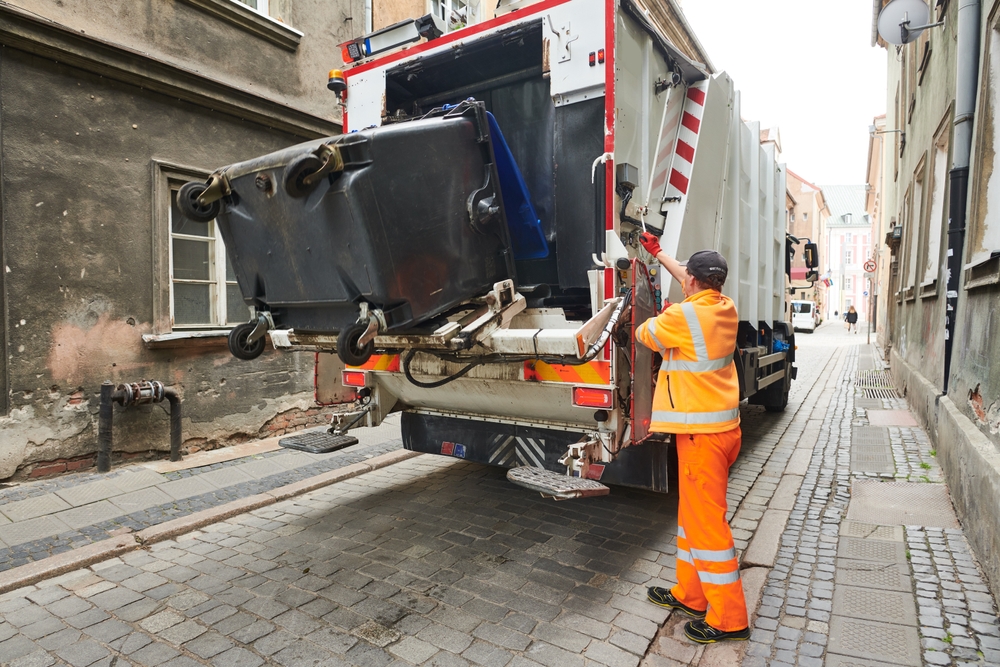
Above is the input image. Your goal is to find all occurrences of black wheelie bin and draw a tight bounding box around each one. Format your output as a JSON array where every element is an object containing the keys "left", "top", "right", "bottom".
[{"left": 178, "top": 102, "right": 516, "bottom": 364}]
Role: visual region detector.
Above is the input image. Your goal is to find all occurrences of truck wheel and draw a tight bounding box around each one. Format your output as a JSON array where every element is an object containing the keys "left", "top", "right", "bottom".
[
  {"left": 337, "top": 323, "right": 375, "bottom": 366},
  {"left": 283, "top": 154, "right": 324, "bottom": 198},
  {"left": 764, "top": 393, "right": 788, "bottom": 412},
  {"left": 228, "top": 322, "right": 266, "bottom": 360},
  {"left": 177, "top": 182, "right": 221, "bottom": 223}
]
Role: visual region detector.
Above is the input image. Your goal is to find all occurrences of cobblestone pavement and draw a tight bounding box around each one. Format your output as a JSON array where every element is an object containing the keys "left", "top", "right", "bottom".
[{"left": 2, "top": 323, "right": 999, "bottom": 667}]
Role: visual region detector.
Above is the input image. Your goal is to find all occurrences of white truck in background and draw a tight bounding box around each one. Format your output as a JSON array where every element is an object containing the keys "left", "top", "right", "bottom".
[{"left": 209, "top": 0, "right": 820, "bottom": 498}]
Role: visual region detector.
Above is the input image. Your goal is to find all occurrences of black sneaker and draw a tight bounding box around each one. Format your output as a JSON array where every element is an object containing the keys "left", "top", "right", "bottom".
[
  {"left": 683, "top": 619, "right": 750, "bottom": 643},
  {"left": 646, "top": 587, "right": 706, "bottom": 618}
]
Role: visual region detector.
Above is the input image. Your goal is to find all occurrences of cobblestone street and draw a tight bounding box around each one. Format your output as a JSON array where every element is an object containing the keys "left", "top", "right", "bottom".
[{"left": 1, "top": 323, "right": 998, "bottom": 667}]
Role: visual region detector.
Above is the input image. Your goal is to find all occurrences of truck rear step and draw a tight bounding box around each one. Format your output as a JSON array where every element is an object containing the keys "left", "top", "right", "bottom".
[
  {"left": 507, "top": 466, "right": 610, "bottom": 500},
  {"left": 279, "top": 432, "right": 359, "bottom": 454}
]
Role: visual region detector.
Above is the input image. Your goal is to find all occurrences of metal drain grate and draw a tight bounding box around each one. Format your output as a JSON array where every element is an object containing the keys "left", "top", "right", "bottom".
[
  {"left": 827, "top": 617, "right": 921, "bottom": 666},
  {"left": 847, "top": 480, "right": 960, "bottom": 528},
  {"left": 835, "top": 561, "right": 912, "bottom": 592},
  {"left": 863, "top": 387, "right": 899, "bottom": 399},
  {"left": 854, "top": 370, "right": 895, "bottom": 389},
  {"left": 852, "top": 427, "right": 890, "bottom": 445}
]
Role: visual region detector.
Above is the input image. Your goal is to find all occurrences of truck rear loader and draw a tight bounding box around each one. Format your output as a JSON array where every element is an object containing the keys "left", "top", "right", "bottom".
[{"left": 179, "top": 0, "right": 816, "bottom": 499}]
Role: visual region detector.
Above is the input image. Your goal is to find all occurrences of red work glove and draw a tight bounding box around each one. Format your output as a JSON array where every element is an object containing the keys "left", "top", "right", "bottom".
[{"left": 639, "top": 232, "right": 662, "bottom": 257}]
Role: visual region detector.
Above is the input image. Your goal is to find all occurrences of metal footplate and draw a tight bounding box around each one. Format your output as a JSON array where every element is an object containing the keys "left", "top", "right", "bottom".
[
  {"left": 279, "top": 431, "right": 359, "bottom": 454},
  {"left": 506, "top": 466, "right": 610, "bottom": 500}
]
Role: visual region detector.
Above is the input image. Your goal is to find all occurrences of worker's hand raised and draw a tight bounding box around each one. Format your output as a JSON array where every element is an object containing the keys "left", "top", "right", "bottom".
[{"left": 639, "top": 232, "right": 662, "bottom": 257}]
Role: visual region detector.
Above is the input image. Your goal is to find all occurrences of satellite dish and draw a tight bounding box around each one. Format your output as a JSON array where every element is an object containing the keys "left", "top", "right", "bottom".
[{"left": 878, "top": 0, "right": 932, "bottom": 45}]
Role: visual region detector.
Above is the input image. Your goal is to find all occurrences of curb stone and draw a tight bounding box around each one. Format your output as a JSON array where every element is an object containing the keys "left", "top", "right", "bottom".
[{"left": 0, "top": 449, "right": 420, "bottom": 595}]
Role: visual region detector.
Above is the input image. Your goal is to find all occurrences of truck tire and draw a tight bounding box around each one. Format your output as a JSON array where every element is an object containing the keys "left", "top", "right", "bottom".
[
  {"left": 177, "top": 181, "right": 221, "bottom": 223},
  {"left": 764, "top": 394, "right": 788, "bottom": 412}
]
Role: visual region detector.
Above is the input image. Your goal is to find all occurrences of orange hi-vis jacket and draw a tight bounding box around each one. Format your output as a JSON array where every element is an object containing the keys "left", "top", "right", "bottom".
[{"left": 635, "top": 289, "right": 740, "bottom": 434}]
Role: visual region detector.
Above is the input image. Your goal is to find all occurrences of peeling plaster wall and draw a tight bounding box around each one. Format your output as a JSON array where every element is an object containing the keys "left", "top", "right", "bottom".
[{"left": 0, "top": 44, "right": 336, "bottom": 479}]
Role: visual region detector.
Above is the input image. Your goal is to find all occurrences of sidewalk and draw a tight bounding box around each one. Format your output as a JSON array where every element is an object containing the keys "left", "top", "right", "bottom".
[
  {"left": 0, "top": 416, "right": 404, "bottom": 573},
  {"left": 730, "top": 341, "right": 1000, "bottom": 667}
]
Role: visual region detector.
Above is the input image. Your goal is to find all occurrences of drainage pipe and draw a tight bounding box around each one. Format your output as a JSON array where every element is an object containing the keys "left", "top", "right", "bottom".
[
  {"left": 944, "top": 0, "right": 981, "bottom": 393},
  {"left": 97, "top": 381, "right": 115, "bottom": 473},
  {"left": 96, "top": 380, "right": 182, "bottom": 472},
  {"left": 164, "top": 389, "right": 182, "bottom": 462}
]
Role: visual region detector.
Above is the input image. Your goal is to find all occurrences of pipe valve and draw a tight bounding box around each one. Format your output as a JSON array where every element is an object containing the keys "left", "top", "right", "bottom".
[{"left": 116, "top": 380, "right": 166, "bottom": 407}]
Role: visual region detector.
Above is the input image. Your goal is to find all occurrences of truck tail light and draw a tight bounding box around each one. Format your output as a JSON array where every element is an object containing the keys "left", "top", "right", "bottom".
[
  {"left": 342, "top": 370, "right": 367, "bottom": 387},
  {"left": 572, "top": 386, "right": 613, "bottom": 409}
]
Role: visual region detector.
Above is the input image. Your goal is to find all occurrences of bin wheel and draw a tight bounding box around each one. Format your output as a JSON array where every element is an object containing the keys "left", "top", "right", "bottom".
[
  {"left": 284, "top": 153, "right": 324, "bottom": 198},
  {"left": 228, "top": 322, "right": 266, "bottom": 361},
  {"left": 178, "top": 182, "right": 221, "bottom": 223},
  {"left": 337, "top": 323, "right": 374, "bottom": 366}
]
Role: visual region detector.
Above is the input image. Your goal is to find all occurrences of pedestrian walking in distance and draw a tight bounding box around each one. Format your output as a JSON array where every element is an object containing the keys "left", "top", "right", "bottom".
[
  {"left": 846, "top": 306, "right": 859, "bottom": 334},
  {"left": 635, "top": 233, "right": 750, "bottom": 644}
]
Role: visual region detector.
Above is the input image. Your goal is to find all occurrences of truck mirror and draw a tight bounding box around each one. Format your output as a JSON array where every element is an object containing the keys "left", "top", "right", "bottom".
[
  {"left": 804, "top": 242, "right": 819, "bottom": 269},
  {"left": 806, "top": 270, "right": 819, "bottom": 283}
]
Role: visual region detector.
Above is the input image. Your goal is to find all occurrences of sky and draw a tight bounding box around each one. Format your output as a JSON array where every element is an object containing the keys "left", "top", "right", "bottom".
[{"left": 680, "top": 0, "right": 888, "bottom": 186}]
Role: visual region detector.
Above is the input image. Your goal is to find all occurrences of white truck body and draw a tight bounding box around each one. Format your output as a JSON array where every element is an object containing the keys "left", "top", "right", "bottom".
[{"left": 290, "top": 0, "right": 794, "bottom": 494}]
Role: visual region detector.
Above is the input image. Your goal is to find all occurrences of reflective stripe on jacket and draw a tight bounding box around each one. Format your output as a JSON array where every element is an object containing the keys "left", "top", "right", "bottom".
[{"left": 635, "top": 289, "right": 740, "bottom": 434}]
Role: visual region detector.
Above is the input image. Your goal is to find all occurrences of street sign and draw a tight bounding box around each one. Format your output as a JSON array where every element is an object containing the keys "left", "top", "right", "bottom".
[
  {"left": 863, "top": 291, "right": 869, "bottom": 296},
  {"left": 864, "top": 259, "right": 877, "bottom": 273}
]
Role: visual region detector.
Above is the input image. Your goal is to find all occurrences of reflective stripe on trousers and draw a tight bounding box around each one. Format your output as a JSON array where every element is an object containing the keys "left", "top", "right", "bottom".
[{"left": 672, "top": 428, "right": 748, "bottom": 632}]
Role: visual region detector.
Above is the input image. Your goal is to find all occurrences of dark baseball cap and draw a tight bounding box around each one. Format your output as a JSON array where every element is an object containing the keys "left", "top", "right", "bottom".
[{"left": 681, "top": 250, "right": 729, "bottom": 283}]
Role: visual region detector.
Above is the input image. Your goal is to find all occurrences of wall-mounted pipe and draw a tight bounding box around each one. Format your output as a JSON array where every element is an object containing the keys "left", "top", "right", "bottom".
[
  {"left": 97, "top": 380, "right": 182, "bottom": 472},
  {"left": 943, "top": 0, "right": 981, "bottom": 393}
]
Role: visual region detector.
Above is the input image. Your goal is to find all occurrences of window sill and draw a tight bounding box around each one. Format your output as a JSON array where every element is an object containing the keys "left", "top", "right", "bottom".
[
  {"left": 143, "top": 330, "right": 231, "bottom": 350},
  {"left": 920, "top": 279, "right": 939, "bottom": 299},
  {"left": 964, "top": 253, "right": 1000, "bottom": 291},
  {"left": 177, "top": 0, "right": 302, "bottom": 51},
  {"left": 903, "top": 286, "right": 916, "bottom": 302}
]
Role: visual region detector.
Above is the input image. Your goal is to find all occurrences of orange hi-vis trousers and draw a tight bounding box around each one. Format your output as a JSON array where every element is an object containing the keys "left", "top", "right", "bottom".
[{"left": 672, "top": 427, "right": 748, "bottom": 632}]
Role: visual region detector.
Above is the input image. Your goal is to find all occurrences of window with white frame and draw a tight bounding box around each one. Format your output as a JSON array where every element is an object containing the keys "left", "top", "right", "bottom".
[
  {"left": 846, "top": 277, "right": 853, "bottom": 291},
  {"left": 169, "top": 190, "right": 248, "bottom": 328},
  {"left": 237, "top": 0, "right": 269, "bottom": 15},
  {"left": 846, "top": 232, "right": 853, "bottom": 243},
  {"left": 846, "top": 249, "right": 854, "bottom": 265},
  {"left": 432, "top": 0, "right": 481, "bottom": 30}
]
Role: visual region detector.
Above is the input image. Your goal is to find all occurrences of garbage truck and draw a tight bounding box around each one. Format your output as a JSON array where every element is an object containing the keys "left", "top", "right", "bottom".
[{"left": 178, "top": 0, "right": 818, "bottom": 499}]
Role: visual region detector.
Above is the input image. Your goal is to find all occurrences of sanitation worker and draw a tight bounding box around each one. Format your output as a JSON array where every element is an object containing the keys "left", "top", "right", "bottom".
[{"left": 635, "top": 233, "right": 750, "bottom": 644}]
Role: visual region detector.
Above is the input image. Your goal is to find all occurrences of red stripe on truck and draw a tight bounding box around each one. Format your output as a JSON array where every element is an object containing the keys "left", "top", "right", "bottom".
[
  {"left": 669, "top": 169, "right": 690, "bottom": 195},
  {"left": 681, "top": 112, "right": 700, "bottom": 134},
  {"left": 675, "top": 140, "right": 695, "bottom": 163},
  {"left": 686, "top": 87, "right": 706, "bottom": 106}
]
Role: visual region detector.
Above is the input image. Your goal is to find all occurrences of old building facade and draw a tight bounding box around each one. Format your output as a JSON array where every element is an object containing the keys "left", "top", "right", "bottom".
[
  {"left": 0, "top": 0, "right": 359, "bottom": 478},
  {"left": 820, "top": 186, "right": 872, "bottom": 323},
  {"left": 786, "top": 169, "right": 828, "bottom": 312},
  {"left": 870, "top": 0, "right": 1000, "bottom": 593}
]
